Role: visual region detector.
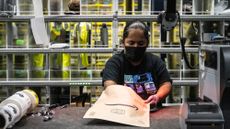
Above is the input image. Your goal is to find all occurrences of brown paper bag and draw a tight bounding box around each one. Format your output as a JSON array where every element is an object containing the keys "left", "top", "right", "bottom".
[{"left": 83, "top": 85, "right": 150, "bottom": 127}]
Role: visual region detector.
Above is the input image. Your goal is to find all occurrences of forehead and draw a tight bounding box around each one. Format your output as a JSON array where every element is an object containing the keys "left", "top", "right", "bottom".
[{"left": 125, "top": 28, "right": 146, "bottom": 39}]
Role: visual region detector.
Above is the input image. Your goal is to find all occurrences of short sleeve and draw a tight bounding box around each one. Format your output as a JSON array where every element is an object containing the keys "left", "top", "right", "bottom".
[
  {"left": 102, "top": 55, "right": 122, "bottom": 85},
  {"left": 155, "top": 57, "right": 172, "bottom": 85}
]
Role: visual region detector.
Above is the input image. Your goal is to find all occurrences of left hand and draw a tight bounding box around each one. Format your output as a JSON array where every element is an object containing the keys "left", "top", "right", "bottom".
[{"left": 144, "top": 94, "right": 160, "bottom": 105}]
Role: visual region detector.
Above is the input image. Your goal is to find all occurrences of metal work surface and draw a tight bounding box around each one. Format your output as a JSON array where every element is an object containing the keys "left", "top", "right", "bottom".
[{"left": 13, "top": 106, "right": 180, "bottom": 129}]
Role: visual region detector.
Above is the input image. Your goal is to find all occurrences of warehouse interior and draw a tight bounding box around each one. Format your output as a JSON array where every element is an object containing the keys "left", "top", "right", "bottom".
[{"left": 0, "top": 0, "right": 230, "bottom": 129}]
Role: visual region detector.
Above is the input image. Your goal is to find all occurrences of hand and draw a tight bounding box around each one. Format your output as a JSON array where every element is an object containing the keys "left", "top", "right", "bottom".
[{"left": 144, "top": 94, "right": 159, "bottom": 105}]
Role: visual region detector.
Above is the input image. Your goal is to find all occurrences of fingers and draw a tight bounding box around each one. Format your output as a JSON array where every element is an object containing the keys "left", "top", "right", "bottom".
[
  {"left": 144, "top": 95, "right": 153, "bottom": 103},
  {"left": 144, "top": 95, "right": 159, "bottom": 105}
]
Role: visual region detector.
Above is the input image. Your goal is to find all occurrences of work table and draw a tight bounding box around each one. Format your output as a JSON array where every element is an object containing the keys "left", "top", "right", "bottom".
[{"left": 13, "top": 106, "right": 181, "bottom": 129}]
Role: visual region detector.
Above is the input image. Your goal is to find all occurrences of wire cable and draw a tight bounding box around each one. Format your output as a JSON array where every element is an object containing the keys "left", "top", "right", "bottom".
[{"left": 177, "top": 12, "right": 196, "bottom": 69}]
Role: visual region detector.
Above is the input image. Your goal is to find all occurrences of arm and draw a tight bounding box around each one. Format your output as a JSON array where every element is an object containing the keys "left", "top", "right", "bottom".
[
  {"left": 104, "top": 80, "right": 117, "bottom": 89},
  {"left": 145, "top": 56, "right": 172, "bottom": 105},
  {"left": 102, "top": 55, "right": 122, "bottom": 89},
  {"left": 155, "top": 82, "right": 172, "bottom": 101},
  {"left": 145, "top": 81, "right": 172, "bottom": 105}
]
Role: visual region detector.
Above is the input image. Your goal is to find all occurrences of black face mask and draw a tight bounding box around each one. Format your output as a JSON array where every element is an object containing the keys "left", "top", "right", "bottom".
[{"left": 124, "top": 47, "right": 147, "bottom": 62}]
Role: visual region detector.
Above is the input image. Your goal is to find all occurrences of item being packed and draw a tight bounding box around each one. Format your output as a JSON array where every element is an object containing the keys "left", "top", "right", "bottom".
[{"left": 84, "top": 85, "right": 150, "bottom": 127}]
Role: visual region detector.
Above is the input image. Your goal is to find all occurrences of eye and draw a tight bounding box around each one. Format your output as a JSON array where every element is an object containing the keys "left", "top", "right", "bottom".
[
  {"left": 127, "top": 41, "right": 135, "bottom": 46},
  {"left": 138, "top": 41, "right": 146, "bottom": 47}
]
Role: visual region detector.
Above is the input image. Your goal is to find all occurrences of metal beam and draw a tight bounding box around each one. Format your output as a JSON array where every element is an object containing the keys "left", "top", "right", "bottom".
[
  {"left": 173, "top": 79, "right": 198, "bottom": 86},
  {"left": 1, "top": 15, "right": 230, "bottom": 22},
  {"left": 0, "top": 47, "right": 198, "bottom": 54},
  {"left": 0, "top": 80, "right": 102, "bottom": 86},
  {"left": 0, "top": 48, "right": 114, "bottom": 54},
  {"left": 0, "top": 79, "right": 198, "bottom": 86}
]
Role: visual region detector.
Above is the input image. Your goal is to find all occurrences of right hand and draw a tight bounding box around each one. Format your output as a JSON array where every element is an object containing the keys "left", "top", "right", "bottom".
[{"left": 144, "top": 94, "right": 160, "bottom": 105}]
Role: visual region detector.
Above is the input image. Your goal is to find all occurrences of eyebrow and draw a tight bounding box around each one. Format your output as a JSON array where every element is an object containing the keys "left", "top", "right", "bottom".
[{"left": 126, "top": 39, "right": 146, "bottom": 42}]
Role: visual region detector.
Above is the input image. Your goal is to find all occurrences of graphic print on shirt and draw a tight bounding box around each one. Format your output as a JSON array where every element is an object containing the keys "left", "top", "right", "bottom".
[{"left": 124, "top": 72, "right": 157, "bottom": 95}]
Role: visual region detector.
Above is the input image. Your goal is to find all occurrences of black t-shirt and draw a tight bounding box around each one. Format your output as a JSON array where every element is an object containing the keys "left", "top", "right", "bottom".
[{"left": 102, "top": 51, "right": 171, "bottom": 100}]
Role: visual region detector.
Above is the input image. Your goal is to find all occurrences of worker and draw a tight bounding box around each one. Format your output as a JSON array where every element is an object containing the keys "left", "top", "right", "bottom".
[{"left": 102, "top": 20, "right": 172, "bottom": 110}]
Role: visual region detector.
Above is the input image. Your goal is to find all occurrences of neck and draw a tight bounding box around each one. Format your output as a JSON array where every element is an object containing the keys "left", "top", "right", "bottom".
[{"left": 129, "top": 58, "right": 143, "bottom": 66}]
